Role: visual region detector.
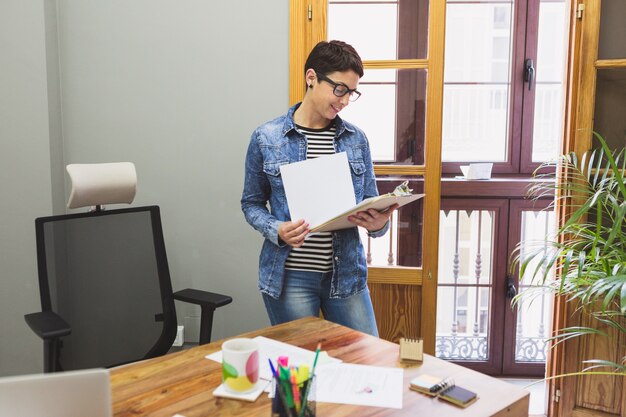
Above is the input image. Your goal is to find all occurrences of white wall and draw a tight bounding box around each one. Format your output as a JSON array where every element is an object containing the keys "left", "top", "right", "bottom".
[
  {"left": 0, "top": 0, "right": 288, "bottom": 376},
  {"left": 0, "top": 0, "right": 54, "bottom": 376}
]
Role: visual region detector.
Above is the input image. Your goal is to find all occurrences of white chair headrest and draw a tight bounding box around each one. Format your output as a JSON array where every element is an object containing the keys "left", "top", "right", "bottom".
[{"left": 66, "top": 163, "right": 137, "bottom": 209}]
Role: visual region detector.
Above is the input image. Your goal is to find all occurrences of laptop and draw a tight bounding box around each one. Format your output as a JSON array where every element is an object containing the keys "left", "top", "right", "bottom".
[{"left": 0, "top": 368, "right": 111, "bottom": 417}]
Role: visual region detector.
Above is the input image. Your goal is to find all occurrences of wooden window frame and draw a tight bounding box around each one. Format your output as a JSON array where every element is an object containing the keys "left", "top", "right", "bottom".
[{"left": 289, "top": 0, "right": 446, "bottom": 353}]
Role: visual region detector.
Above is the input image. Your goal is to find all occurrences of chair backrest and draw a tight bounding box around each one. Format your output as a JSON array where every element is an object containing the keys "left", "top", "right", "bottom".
[{"left": 34, "top": 206, "right": 177, "bottom": 370}]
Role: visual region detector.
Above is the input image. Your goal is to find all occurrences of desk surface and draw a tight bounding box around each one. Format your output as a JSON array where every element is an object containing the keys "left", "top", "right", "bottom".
[{"left": 111, "top": 317, "right": 528, "bottom": 417}]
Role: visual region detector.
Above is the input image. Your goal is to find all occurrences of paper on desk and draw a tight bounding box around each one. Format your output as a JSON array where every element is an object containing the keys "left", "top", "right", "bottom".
[
  {"left": 205, "top": 336, "right": 341, "bottom": 381},
  {"left": 315, "top": 363, "right": 404, "bottom": 409},
  {"left": 279, "top": 152, "right": 356, "bottom": 229}
]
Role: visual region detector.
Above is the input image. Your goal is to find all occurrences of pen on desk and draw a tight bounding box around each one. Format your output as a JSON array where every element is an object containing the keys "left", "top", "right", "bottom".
[
  {"left": 278, "top": 355, "right": 289, "bottom": 368},
  {"left": 298, "top": 343, "right": 321, "bottom": 417},
  {"left": 290, "top": 367, "right": 301, "bottom": 414},
  {"left": 268, "top": 358, "right": 278, "bottom": 378},
  {"left": 269, "top": 358, "right": 281, "bottom": 416},
  {"left": 297, "top": 364, "right": 309, "bottom": 384},
  {"left": 279, "top": 365, "right": 295, "bottom": 409},
  {"left": 311, "top": 342, "right": 321, "bottom": 375}
]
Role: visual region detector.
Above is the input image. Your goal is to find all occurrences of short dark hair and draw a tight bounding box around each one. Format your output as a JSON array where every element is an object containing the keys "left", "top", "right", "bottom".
[{"left": 304, "top": 40, "right": 364, "bottom": 78}]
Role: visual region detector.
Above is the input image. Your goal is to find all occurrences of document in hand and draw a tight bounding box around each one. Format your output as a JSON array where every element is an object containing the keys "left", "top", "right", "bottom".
[
  {"left": 279, "top": 153, "right": 424, "bottom": 233},
  {"left": 310, "top": 192, "right": 423, "bottom": 232},
  {"left": 280, "top": 152, "right": 356, "bottom": 230}
]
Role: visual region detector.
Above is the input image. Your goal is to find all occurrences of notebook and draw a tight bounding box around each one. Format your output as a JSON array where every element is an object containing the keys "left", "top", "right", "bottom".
[
  {"left": 409, "top": 375, "right": 478, "bottom": 408},
  {"left": 438, "top": 384, "right": 479, "bottom": 408},
  {"left": 0, "top": 368, "right": 111, "bottom": 417},
  {"left": 408, "top": 373, "right": 444, "bottom": 396},
  {"left": 399, "top": 337, "right": 423, "bottom": 362}
]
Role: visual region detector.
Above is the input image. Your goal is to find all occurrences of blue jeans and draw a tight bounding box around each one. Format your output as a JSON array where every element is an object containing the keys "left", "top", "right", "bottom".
[{"left": 262, "top": 269, "right": 379, "bottom": 337}]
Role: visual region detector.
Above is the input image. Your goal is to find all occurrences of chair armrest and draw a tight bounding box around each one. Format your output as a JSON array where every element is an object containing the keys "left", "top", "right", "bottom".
[
  {"left": 173, "top": 288, "right": 232, "bottom": 309},
  {"left": 173, "top": 288, "right": 232, "bottom": 345},
  {"left": 24, "top": 311, "right": 71, "bottom": 340}
]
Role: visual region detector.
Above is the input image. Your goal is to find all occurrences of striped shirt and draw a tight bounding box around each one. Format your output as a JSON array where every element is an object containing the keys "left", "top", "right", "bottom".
[{"left": 284, "top": 123, "right": 336, "bottom": 273}]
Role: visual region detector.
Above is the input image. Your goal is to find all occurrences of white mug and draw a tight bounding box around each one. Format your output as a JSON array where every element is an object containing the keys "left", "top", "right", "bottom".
[{"left": 221, "top": 338, "right": 259, "bottom": 393}]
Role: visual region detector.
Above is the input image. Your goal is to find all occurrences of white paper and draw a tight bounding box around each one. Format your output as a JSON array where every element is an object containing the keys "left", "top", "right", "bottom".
[
  {"left": 205, "top": 336, "right": 341, "bottom": 381},
  {"left": 315, "top": 363, "right": 404, "bottom": 409},
  {"left": 460, "top": 163, "right": 493, "bottom": 180},
  {"left": 279, "top": 152, "right": 356, "bottom": 229}
]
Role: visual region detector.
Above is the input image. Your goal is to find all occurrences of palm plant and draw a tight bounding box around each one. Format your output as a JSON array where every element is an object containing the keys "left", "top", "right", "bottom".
[{"left": 512, "top": 133, "right": 626, "bottom": 374}]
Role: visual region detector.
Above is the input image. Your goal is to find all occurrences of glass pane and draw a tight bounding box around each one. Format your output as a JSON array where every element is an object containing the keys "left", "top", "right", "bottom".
[
  {"left": 598, "top": 0, "right": 626, "bottom": 59},
  {"left": 515, "top": 210, "right": 555, "bottom": 363},
  {"left": 438, "top": 209, "right": 494, "bottom": 285},
  {"left": 442, "top": 1, "right": 514, "bottom": 162},
  {"left": 514, "top": 293, "right": 551, "bottom": 363},
  {"left": 437, "top": 207, "right": 496, "bottom": 362},
  {"left": 518, "top": 210, "right": 556, "bottom": 286},
  {"left": 593, "top": 68, "right": 626, "bottom": 151},
  {"left": 328, "top": 1, "right": 428, "bottom": 60},
  {"left": 329, "top": 3, "right": 398, "bottom": 60},
  {"left": 436, "top": 286, "right": 490, "bottom": 361},
  {"left": 340, "top": 69, "right": 427, "bottom": 165},
  {"left": 360, "top": 178, "right": 424, "bottom": 268},
  {"left": 531, "top": 0, "right": 568, "bottom": 162}
]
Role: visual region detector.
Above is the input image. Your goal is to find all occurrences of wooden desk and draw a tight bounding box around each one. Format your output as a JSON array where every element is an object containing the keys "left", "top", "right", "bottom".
[{"left": 111, "top": 317, "right": 529, "bottom": 416}]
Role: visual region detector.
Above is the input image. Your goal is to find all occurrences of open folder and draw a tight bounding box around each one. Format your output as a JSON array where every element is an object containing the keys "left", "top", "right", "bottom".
[
  {"left": 280, "top": 153, "right": 424, "bottom": 233},
  {"left": 310, "top": 191, "right": 423, "bottom": 232}
]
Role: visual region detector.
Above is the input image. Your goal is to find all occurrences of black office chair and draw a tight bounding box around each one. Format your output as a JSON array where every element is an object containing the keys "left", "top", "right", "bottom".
[{"left": 24, "top": 163, "right": 232, "bottom": 372}]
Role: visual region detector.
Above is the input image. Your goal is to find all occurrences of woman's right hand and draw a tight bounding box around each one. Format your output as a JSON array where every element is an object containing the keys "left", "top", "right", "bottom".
[{"left": 278, "top": 219, "right": 309, "bottom": 248}]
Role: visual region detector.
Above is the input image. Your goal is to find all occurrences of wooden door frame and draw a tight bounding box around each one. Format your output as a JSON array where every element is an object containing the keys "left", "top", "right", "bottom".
[
  {"left": 545, "top": 0, "right": 585, "bottom": 413},
  {"left": 289, "top": 0, "right": 446, "bottom": 354},
  {"left": 555, "top": 0, "right": 626, "bottom": 415}
]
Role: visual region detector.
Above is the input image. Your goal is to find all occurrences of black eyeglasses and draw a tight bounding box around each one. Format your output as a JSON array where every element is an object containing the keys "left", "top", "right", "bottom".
[{"left": 316, "top": 73, "right": 362, "bottom": 102}]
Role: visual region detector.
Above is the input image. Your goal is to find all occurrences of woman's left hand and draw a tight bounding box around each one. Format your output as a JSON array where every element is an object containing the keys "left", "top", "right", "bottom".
[{"left": 347, "top": 204, "right": 399, "bottom": 232}]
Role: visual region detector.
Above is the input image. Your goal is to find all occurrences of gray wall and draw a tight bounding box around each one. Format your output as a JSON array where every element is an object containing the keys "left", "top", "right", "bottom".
[
  {"left": 0, "top": 0, "right": 288, "bottom": 376},
  {"left": 1, "top": 0, "right": 55, "bottom": 377}
]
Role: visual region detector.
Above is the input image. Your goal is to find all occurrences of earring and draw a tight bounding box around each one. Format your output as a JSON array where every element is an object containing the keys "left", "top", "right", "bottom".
[{"left": 308, "top": 84, "right": 312, "bottom": 88}]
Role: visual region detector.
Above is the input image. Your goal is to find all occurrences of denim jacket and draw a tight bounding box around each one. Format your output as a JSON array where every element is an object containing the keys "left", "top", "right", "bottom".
[{"left": 241, "top": 103, "right": 388, "bottom": 299}]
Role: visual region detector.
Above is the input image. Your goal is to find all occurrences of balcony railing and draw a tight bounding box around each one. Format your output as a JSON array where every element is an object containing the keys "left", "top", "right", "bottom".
[{"left": 360, "top": 202, "right": 553, "bottom": 365}]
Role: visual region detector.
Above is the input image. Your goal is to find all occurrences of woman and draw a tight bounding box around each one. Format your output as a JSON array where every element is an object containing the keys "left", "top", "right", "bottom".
[{"left": 241, "top": 40, "right": 396, "bottom": 336}]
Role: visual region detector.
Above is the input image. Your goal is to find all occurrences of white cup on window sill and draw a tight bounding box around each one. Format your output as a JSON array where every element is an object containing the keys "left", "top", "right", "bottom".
[{"left": 460, "top": 163, "right": 493, "bottom": 180}]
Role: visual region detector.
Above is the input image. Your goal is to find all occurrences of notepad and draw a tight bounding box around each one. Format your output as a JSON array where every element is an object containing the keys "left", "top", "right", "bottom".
[
  {"left": 439, "top": 384, "right": 478, "bottom": 408},
  {"left": 408, "top": 374, "right": 443, "bottom": 396},
  {"left": 409, "top": 375, "right": 478, "bottom": 408},
  {"left": 399, "top": 337, "right": 423, "bottom": 362}
]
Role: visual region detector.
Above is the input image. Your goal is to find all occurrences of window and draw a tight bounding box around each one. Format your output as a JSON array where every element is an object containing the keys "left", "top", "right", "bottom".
[
  {"left": 442, "top": 0, "right": 568, "bottom": 174},
  {"left": 437, "top": 0, "right": 568, "bottom": 377}
]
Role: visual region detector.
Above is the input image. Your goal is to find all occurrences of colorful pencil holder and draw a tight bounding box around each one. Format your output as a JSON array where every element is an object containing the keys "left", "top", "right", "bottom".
[{"left": 271, "top": 374, "right": 316, "bottom": 417}]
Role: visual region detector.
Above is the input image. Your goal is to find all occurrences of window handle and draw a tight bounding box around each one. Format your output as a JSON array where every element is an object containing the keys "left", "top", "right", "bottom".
[
  {"left": 505, "top": 274, "right": 517, "bottom": 299},
  {"left": 524, "top": 58, "right": 535, "bottom": 91}
]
